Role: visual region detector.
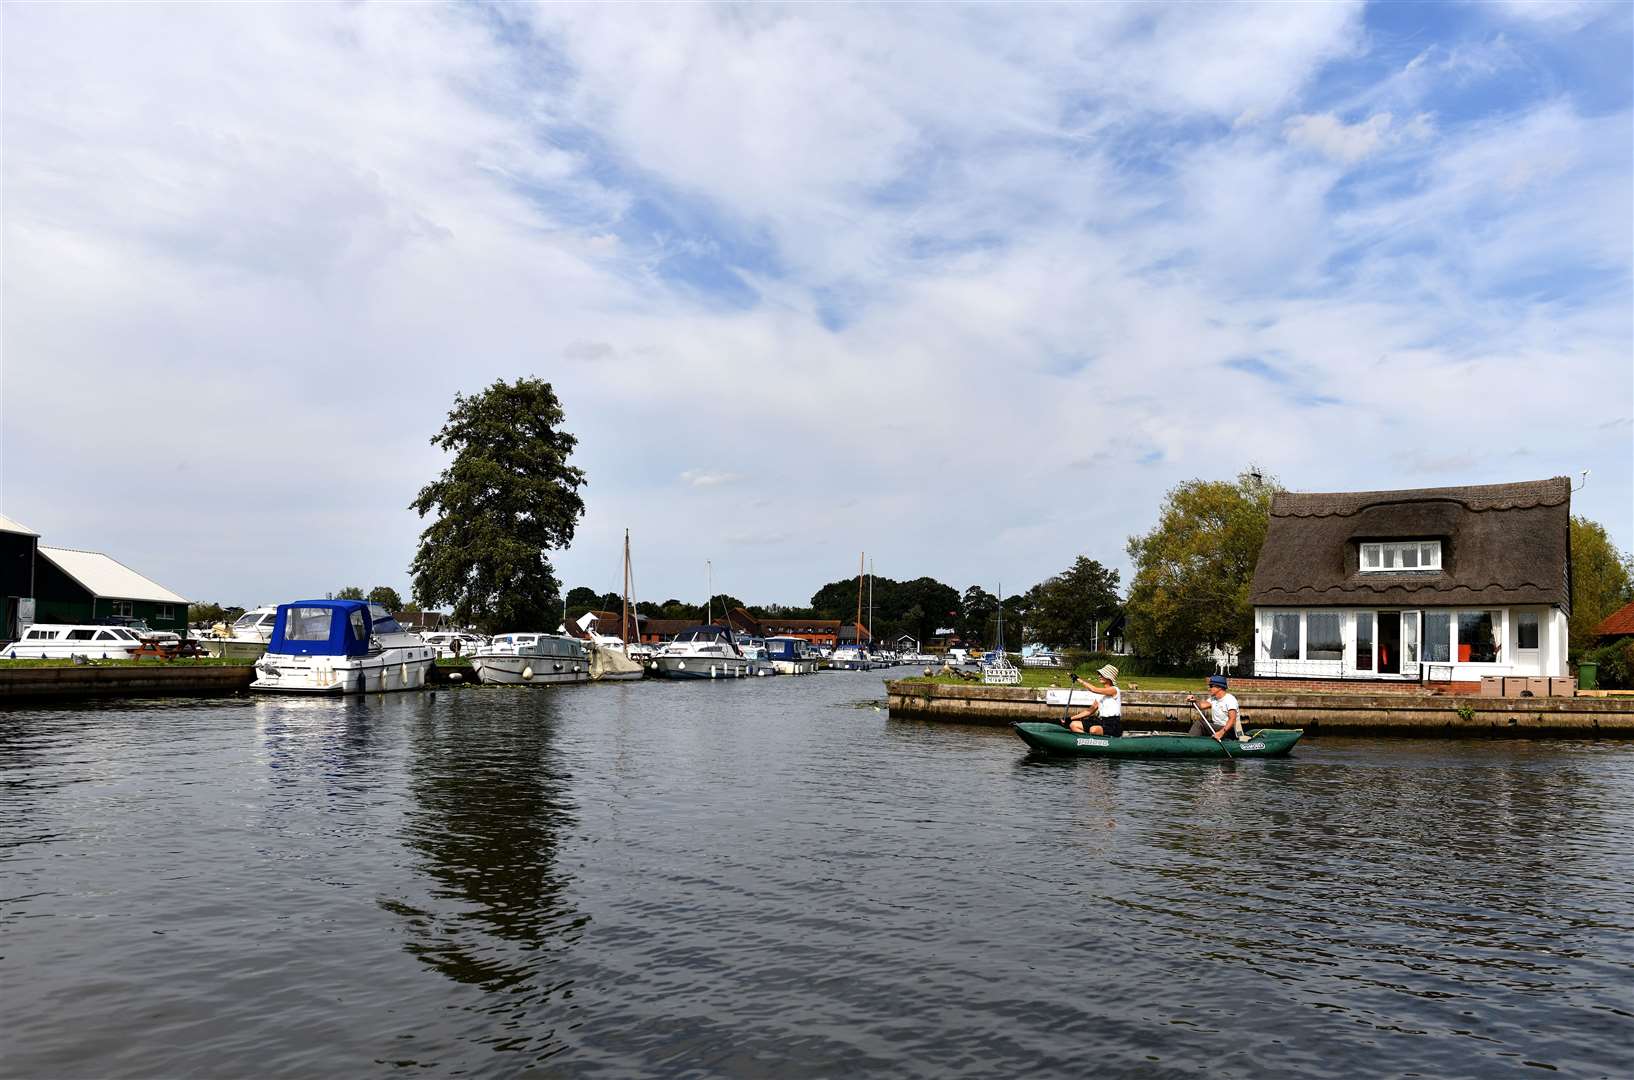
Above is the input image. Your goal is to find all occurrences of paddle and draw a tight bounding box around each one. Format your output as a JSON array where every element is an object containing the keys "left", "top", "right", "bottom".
[
  {"left": 1189, "top": 699, "right": 1235, "bottom": 760},
  {"left": 1059, "top": 672, "right": 1076, "bottom": 727}
]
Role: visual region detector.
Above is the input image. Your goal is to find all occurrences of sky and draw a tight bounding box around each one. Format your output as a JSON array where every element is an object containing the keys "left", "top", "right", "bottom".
[{"left": 2, "top": 1, "right": 1630, "bottom": 610}]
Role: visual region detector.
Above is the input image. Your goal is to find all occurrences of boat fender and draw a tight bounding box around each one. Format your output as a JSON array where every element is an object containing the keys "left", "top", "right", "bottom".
[{"left": 522, "top": 666, "right": 534, "bottom": 680}]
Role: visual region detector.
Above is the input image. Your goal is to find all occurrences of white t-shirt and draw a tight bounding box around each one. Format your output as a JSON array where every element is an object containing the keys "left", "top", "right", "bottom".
[
  {"left": 1093, "top": 685, "right": 1121, "bottom": 717},
  {"left": 1210, "top": 693, "right": 1241, "bottom": 737}
]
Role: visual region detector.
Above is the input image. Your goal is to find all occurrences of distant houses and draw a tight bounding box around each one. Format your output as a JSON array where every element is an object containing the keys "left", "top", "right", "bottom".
[{"left": 1249, "top": 478, "right": 1571, "bottom": 686}]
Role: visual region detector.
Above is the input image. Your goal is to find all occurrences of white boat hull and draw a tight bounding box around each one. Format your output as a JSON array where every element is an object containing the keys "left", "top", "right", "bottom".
[
  {"left": 655, "top": 655, "right": 750, "bottom": 679},
  {"left": 251, "top": 653, "right": 433, "bottom": 694},
  {"left": 772, "top": 659, "right": 821, "bottom": 675},
  {"left": 472, "top": 656, "right": 590, "bottom": 685},
  {"left": 201, "top": 638, "right": 268, "bottom": 660}
]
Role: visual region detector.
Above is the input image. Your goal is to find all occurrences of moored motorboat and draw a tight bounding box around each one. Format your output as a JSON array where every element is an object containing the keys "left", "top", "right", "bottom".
[
  {"left": 472, "top": 633, "right": 589, "bottom": 685},
  {"left": 1012, "top": 722, "right": 1303, "bottom": 758},
  {"left": 251, "top": 601, "right": 433, "bottom": 694},
  {"left": 765, "top": 635, "right": 820, "bottom": 674},
  {"left": 1, "top": 623, "right": 144, "bottom": 660},
  {"left": 200, "top": 605, "right": 278, "bottom": 659},
  {"left": 653, "top": 625, "right": 750, "bottom": 679},
  {"left": 588, "top": 639, "right": 645, "bottom": 681}
]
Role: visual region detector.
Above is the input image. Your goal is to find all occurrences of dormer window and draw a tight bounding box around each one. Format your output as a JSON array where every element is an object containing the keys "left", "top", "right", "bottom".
[{"left": 1360, "top": 540, "right": 1442, "bottom": 572}]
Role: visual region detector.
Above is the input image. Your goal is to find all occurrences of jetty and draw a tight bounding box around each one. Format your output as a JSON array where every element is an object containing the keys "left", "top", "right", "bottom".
[{"left": 885, "top": 679, "right": 1634, "bottom": 738}]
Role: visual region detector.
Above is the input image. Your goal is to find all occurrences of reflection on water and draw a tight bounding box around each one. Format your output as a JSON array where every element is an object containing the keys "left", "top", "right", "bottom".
[{"left": 2, "top": 684, "right": 1632, "bottom": 1078}]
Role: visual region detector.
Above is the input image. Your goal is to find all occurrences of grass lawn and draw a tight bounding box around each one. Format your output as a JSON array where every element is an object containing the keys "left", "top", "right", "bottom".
[
  {"left": 0, "top": 657, "right": 256, "bottom": 669},
  {"left": 897, "top": 669, "right": 1206, "bottom": 693}
]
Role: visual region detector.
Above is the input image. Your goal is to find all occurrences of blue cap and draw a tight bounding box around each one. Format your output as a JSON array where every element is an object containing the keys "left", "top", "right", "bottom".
[{"left": 1208, "top": 675, "right": 1228, "bottom": 688}]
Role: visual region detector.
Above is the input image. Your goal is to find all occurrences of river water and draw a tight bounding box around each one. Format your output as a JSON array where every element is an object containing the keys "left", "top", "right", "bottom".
[{"left": 3, "top": 672, "right": 1631, "bottom": 1078}]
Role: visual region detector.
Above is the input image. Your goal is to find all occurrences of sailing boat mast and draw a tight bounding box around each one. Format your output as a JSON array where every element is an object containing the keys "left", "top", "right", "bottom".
[
  {"left": 868, "top": 557, "right": 875, "bottom": 656},
  {"left": 855, "top": 552, "right": 864, "bottom": 653},
  {"left": 621, "top": 529, "right": 632, "bottom": 656}
]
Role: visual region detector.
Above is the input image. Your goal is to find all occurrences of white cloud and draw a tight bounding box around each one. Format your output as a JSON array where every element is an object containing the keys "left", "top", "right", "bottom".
[
  {"left": 1, "top": 2, "right": 1628, "bottom": 609},
  {"left": 1285, "top": 112, "right": 1397, "bottom": 163}
]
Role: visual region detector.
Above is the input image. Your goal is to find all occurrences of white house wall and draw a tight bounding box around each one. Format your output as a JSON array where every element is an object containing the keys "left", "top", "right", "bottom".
[{"left": 1253, "top": 606, "right": 1567, "bottom": 680}]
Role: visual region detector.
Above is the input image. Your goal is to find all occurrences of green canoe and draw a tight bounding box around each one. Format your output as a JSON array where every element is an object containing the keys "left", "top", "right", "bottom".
[{"left": 1012, "top": 723, "right": 1303, "bottom": 759}]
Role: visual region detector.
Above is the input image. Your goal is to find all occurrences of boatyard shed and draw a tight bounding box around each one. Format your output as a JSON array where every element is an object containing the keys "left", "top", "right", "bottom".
[
  {"left": 1, "top": 514, "right": 40, "bottom": 640},
  {"left": 1249, "top": 478, "right": 1570, "bottom": 684},
  {"left": 35, "top": 546, "right": 189, "bottom": 631}
]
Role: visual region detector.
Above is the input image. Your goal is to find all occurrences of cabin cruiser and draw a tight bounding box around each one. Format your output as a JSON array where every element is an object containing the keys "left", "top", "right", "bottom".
[
  {"left": 198, "top": 605, "right": 278, "bottom": 659},
  {"left": 421, "top": 630, "right": 486, "bottom": 660},
  {"left": 734, "top": 636, "right": 779, "bottom": 677},
  {"left": 653, "top": 625, "right": 750, "bottom": 679},
  {"left": 765, "top": 636, "right": 820, "bottom": 675},
  {"left": 471, "top": 633, "right": 589, "bottom": 685},
  {"left": 2, "top": 623, "right": 144, "bottom": 660},
  {"left": 251, "top": 601, "right": 433, "bottom": 693},
  {"left": 828, "top": 645, "right": 871, "bottom": 671},
  {"left": 1021, "top": 645, "right": 1067, "bottom": 668}
]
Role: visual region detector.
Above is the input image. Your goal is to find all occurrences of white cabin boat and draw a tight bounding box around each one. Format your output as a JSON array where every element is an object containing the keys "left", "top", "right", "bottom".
[
  {"left": 199, "top": 605, "right": 278, "bottom": 659},
  {"left": 2, "top": 623, "right": 144, "bottom": 660},
  {"left": 654, "top": 625, "right": 751, "bottom": 679},
  {"left": 829, "top": 645, "right": 870, "bottom": 671},
  {"left": 471, "top": 633, "right": 589, "bottom": 685},
  {"left": 765, "top": 636, "right": 820, "bottom": 675},
  {"left": 251, "top": 601, "right": 433, "bottom": 694},
  {"left": 1021, "top": 645, "right": 1066, "bottom": 668}
]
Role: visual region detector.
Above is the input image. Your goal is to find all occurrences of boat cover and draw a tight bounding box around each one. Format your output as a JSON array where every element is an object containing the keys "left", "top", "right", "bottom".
[
  {"left": 589, "top": 642, "right": 644, "bottom": 679},
  {"left": 268, "top": 600, "right": 373, "bottom": 657}
]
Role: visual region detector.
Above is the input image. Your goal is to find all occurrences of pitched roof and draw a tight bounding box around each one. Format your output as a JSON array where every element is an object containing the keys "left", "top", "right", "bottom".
[
  {"left": 38, "top": 546, "right": 189, "bottom": 605},
  {"left": 1250, "top": 478, "right": 1571, "bottom": 610},
  {"left": 1596, "top": 599, "right": 1634, "bottom": 638},
  {"left": 0, "top": 513, "right": 38, "bottom": 537}
]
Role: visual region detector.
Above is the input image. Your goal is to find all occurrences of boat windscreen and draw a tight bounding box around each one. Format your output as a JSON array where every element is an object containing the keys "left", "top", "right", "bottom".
[{"left": 286, "top": 607, "right": 334, "bottom": 641}]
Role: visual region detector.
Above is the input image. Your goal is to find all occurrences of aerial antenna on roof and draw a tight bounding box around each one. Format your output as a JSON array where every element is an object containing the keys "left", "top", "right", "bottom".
[{"left": 1573, "top": 470, "right": 1589, "bottom": 492}]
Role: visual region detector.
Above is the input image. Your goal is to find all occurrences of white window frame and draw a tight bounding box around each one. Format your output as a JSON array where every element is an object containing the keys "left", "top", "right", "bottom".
[
  {"left": 156, "top": 604, "right": 174, "bottom": 620},
  {"left": 112, "top": 600, "right": 134, "bottom": 618},
  {"left": 1360, "top": 541, "right": 1442, "bottom": 573}
]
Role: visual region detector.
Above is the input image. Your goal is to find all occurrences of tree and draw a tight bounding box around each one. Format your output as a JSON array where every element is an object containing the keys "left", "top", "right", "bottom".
[
  {"left": 1125, "top": 468, "right": 1282, "bottom": 665},
  {"left": 960, "top": 585, "right": 999, "bottom": 644},
  {"left": 565, "top": 586, "right": 601, "bottom": 610},
  {"left": 1570, "top": 515, "right": 1634, "bottom": 655},
  {"left": 331, "top": 586, "right": 365, "bottom": 601},
  {"left": 368, "top": 586, "right": 403, "bottom": 612},
  {"left": 1028, "top": 556, "right": 1122, "bottom": 649},
  {"left": 188, "top": 602, "right": 232, "bottom": 626},
  {"left": 409, "top": 378, "right": 587, "bottom": 634}
]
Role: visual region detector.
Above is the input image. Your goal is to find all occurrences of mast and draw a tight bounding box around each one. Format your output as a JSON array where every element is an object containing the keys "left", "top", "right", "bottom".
[
  {"left": 855, "top": 551, "right": 864, "bottom": 652},
  {"left": 621, "top": 529, "right": 631, "bottom": 654},
  {"left": 707, "top": 560, "right": 713, "bottom": 626},
  {"left": 868, "top": 557, "right": 874, "bottom": 654}
]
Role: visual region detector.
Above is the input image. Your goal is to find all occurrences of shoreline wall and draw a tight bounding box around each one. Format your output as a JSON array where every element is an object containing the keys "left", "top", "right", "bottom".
[
  {"left": 0, "top": 665, "right": 257, "bottom": 702},
  {"left": 885, "top": 680, "right": 1634, "bottom": 738}
]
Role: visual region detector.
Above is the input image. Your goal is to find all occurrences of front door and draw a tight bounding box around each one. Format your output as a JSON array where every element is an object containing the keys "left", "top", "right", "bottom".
[
  {"left": 1378, "top": 612, "right": 1401, "bottom": 675},
  {"left": 1401, "top": 611, "right": 1420, "bottom": 678}
]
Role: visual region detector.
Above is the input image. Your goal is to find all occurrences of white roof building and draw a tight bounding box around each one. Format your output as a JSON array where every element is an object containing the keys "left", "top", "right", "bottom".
[
  {"left": 37, "top": 546, "right": 188, "bottom": 605},
  {"left": 0, "top": 514, "right": 39, "bottom": 536}
]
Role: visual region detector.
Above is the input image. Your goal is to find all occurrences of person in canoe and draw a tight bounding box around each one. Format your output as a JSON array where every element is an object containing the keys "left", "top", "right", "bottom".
[
  {"left": 1066, "top": 664, "right": 1122, "bottom": 736},
  {"left": 1186, "top": 675, "right": 1243, "bottom": 741}
]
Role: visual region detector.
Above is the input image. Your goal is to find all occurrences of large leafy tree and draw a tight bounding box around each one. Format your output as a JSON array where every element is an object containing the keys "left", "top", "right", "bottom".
[
  {"left": 367, "top": 586, "right": 403, "bottom": 612},
  {"left": 409, "top": 378, "right": 586, "bottom": 633},
  {"left": 1570, "top": 515, "right": 1634, "bottom": 655},
  {"left": 1027, "top": 556, "right": 1122, "bottom": 649},
  {"left": 1124, "top": 469, "right": 1282, "bottom": 664},
  {"left": 960, "top": 585, "right": 999, "bottom": 644},
  {"left": 331, "top": 586, "right": 365, "bottom": 601}
]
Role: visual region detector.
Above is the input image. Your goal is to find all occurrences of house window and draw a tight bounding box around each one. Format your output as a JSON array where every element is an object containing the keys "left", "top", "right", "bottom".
[
  {"left": 1360, "top": 541, "right": 1442, "bottom": 573},
  {"left": 1517, "top": 612, "right": 1539, "bottom": 650},
  {"left": 1268, "top": 613, "right": 1300, "bottom": 660},
  {"left": 1456, "top": 611, "right": 1502, "bottom": 663},
  {"left": 157, "top": 604, "right": 174, "bottom": 620},
  {"left": 1306, "top": 612, "right": 1343, "bottom": 660},
  {"left": 112, "top": 600, "right": 134, "bottom": 617},
  {"left": 1423, "top": 612, "right": 1452, "bottom": 662},
  {"left": 1355, "top": 613, "right": 1374, "bottom": 671}
]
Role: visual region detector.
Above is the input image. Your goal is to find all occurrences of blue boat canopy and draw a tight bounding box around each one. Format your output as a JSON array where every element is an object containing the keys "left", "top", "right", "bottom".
[{"left": 268, "top": 600, "right": 374, "bottom": 657}]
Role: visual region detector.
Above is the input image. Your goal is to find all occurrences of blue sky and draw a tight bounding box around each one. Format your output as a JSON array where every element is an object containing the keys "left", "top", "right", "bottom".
[{"left": 2, "top": 1, "right": 1629, "bottom": 609}]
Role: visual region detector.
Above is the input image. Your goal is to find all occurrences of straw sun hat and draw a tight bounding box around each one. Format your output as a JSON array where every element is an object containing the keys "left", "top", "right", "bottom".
[{"left": 1097, "top": 664, "right": 1119, "bottom": 682}]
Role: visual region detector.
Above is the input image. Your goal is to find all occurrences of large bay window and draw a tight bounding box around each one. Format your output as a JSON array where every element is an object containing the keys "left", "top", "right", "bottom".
[
  {"left": 1360, "top": 541, "right": 1442, "bottom": 572},
  {"left": 1456, "top": 610, "right": 1502, "bottom": 663}
]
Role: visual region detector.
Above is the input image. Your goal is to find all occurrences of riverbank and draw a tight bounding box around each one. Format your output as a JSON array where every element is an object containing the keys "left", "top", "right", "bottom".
[
  {"left": 885, "top": 679, "right": 1634, "bottom": 737},
  {"left": 0, "top": 662, "right": 257, "bottom": 702}
]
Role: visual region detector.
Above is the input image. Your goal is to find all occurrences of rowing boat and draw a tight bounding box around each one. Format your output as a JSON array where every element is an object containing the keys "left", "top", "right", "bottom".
[{"left": 1012, "top": 723, "right": 1303, "bottom": 758}]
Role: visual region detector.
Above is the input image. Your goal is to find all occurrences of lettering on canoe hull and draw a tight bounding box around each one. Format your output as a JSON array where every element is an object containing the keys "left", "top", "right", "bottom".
[{"left": 1076, "top": 737, "right": 1109, "bottom": 747}]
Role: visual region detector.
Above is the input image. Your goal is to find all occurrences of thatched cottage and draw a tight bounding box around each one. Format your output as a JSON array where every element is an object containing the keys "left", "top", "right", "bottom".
[{"left": 1249, "top": 478, "right": 1571, "bottom": 683}]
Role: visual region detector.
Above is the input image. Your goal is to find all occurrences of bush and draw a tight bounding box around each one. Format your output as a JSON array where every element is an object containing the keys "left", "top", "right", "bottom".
[
  {"left": 1580, "top": 639, "right": 1634, "bottom": 690},
  {"left": 1060, "top": 650, "right": 1215, "bottom": 679}
]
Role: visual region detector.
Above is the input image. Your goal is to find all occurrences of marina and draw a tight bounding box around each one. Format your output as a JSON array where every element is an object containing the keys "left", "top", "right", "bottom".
[{"left": 4, "top": 672, "right": 1631, "bottom": 1077}]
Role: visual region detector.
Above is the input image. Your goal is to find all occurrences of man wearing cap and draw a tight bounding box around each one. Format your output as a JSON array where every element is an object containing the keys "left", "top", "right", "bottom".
[
  {"left": 1066, "top": 665, "right": 1122, "bottom": 737},
  {"left": 1186, "top": 675, "right": 1242, "bottom": 740}
]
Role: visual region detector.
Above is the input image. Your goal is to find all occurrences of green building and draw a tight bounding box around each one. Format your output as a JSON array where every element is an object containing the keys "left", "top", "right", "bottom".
[
  {"left": 1, "top": 514, "right": 39, "bottom": 639},
  {"left": 35, "top": 545, "right": 189, "bottom": 631}
]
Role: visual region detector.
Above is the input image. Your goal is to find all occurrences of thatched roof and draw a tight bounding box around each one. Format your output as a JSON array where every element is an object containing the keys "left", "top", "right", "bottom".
[{"left": 1250, "top": 478, "right": 1571, "bottom": 610}]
